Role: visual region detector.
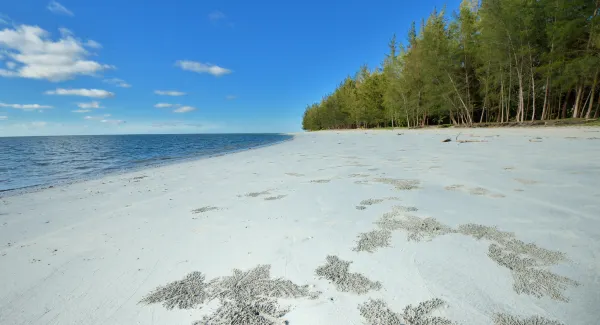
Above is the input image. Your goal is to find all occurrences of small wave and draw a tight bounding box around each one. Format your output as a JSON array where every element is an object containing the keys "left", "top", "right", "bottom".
[{"left": 131, "top": 156, "right": 173, "bottom": 164}]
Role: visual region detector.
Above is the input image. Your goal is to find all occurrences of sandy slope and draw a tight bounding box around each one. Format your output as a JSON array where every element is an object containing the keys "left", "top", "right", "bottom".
[{"left": 0, "top": 127, "right": 599, "bottom": 325}]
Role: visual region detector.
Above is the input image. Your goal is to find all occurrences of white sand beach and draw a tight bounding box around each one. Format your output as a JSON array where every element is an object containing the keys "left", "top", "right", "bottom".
[{"left": 1, "top": 128, "right": 599, "bottom": 325}]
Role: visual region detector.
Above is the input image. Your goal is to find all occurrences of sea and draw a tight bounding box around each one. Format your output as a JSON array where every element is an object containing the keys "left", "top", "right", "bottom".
[{"left": 0, "top": 133, "right": 292, "bottom": 193}]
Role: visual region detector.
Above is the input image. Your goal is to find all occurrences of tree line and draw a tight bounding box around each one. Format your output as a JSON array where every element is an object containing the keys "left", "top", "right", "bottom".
[{"left": 302, "top": 0, "right": 600, "bottom": 131}]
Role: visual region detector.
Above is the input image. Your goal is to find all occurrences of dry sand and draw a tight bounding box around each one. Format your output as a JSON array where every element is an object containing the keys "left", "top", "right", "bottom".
[{"left": 0, "top": 127, "right": 599, "bottom": 325}]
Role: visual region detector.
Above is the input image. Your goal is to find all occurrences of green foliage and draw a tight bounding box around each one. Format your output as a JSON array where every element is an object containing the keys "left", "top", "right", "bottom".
[{"left": 302, "top": 0, "right": 600, "bottom": 130}]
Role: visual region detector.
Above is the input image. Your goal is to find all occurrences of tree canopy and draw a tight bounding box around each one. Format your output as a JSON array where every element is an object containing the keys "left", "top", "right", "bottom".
[{"left": 302, "top": 0, "right": 600, "bottom": 131}]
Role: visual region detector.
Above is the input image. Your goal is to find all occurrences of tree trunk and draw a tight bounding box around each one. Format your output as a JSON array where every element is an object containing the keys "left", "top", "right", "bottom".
[
  {"left": 464, "top": 51, "right": 472, "bottom": 122},
  {"left": 500, "top": 72, "right": 505, "bottom": 123},
  {"left": 573, "top": 83, "right": 584, "bottom": 118},
  {"left": 480, "top": 103, "right": 485, "bottom": 123},
  {"left": 529, "top": 46, "right": 536, "bottom": 121},
  {"left": 561, "top": 90, "right": 570, "bottom": 119},
  {"left": 585, "top": 71, "right": 598, "bottom": 119},
  {"left": 517, "top": 71, "right": 525, "bottom": 122},
  {"left": 541, "top": 76, "right": 550, "bottom": 120},
  {"left": 531, "top": 70, "right": 536, "bottom": 121},
  {"left": 508, "top": 59, "right": 513, "bottom": 121},
  {"left": 446, "top": 71, "right": 472, "bottom": 125}
]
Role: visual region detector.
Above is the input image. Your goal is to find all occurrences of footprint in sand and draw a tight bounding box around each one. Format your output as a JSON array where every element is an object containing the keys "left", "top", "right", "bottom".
[
  {"left": 264, "top": 195, "right": 287, "bottom": 201},
  {"left": 244, "top": 190, "right": 271, "bottom": 198},
  {"left": 515, "top": 178, "right": 539, "bottom": 185},
  {"left": 191, "top": 206, "right": 220, "bottom": 214},
  {"left": 356, "top": 197, "right": 402, "bottom": 210},
  {"left": 310, "top": 179, "right": 331, "bottom": 184},
  {"left": 445, "top": 184, "right": 505, "bottom": 198}
]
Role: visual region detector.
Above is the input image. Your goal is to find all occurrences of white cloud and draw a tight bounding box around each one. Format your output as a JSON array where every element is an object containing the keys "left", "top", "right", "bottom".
[
  {"left": 0, "top": 25, "right": 112, "bottom": 81},
  {"left": 104, "top": 78, "right": 131, "bottom": 88},
  {"left": 175, "top": 60, "right": 232, "bottom": 77},
  {"left": 154, "top": 90, "right": 186, "bottom": 96},
  {"left": 58, "top": 27, "right": 73, "bottom": 37},
  {"left": 0, "top": 116, "right": 7, "bottom": 120},
  {"left": 77, "top": 101, "right": 103, "bottom": 109},
  {"left": 72, "top": 109, "right": 90, "bottom": 113},
  {"left": 84, "top": 114, "right": 111, "bottom": 120},
  {"left": 31, "top": 121, "right": 47, "bottom": 127},
  {"left": 226, "top": 95, "right": 237, "bottom": 100},
  {"left": 85, "top": 40, "right": 102, "bottom": 49},
  {"left": 174, "top": 106, "right": 196, "bottom": 113},
  {"left": 47, "top": 1, "right": 74, "bottom": 16},
  {"left": 5, "top": 61, "right": 17, "bottom": 69},
  {"left": 45, "top": 88, "right": 114, "bottom": 98},
  {"left": 154, "top": 103, "right": 179, "bottom": 108},
  {"left": 101, "top": 119, "right": 125, "bottom": 125},
  {"left": 0, "top": 102, "right": 53, "bottom": 110},
  {"left": 209, "top": 11, "right": 226, "bottom": 21}
]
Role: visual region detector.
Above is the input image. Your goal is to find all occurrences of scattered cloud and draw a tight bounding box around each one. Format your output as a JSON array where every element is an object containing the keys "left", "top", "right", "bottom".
[
  {"left": 31, "top": 121, "right": 47, "bottom": 127},
  {"left": 0, "top": 116, "right": 7, "bottom": 120},
  {"left": 0, "top": 102, "right": 53, "bottom": 110},
  {"left": 72, "top": 109, "right": 90, "bottom": 113},
  {"left": 5, "top": 61, "right": 16, "bottom": 69},
  {"left": 104, "top": 78, "right": 131, "bottom": 88},
  {"left": 84, "top": 114, "right": 111, "bottom": 120},
  {"left": 0, "top": 14, "right": 10, "bottom": 25},
  {"left": 77, "top": 101, "right": 103, "bottom": 109},
  {"left": 226, "top": 95, "right": 237, "bottom": 100},
  {"left": 47, "top": 1, "right": 74, "bottom": 16},
  {"left": 209, "top": 11, "right": 226, "bottom": 21},
  {"left": 154, "top": 103, "right": 180, "bottom": 108},
  {"left": 101, "top": 119, "right": 125, "bottom": 125},
  {"left": 45, "top": 88, "right": 114, "bottom": 98},
  {"left": 0, "top": 25, "right": 112, "bottom": 81},
  {"left": 208, "top": 10, "right": 234, "bottom": 28},
  {"left": 58, "top": 27, "right": 73, "bottom": 37},
  {"left": 85, "top": 40, "right": 102, "bottom": 49},
  {"left": 174, "top": 106, "right": 196, "bottom": 113},
  {"left": 154, "top": 90, "right": 186, "bottom": 96},
  {"left": 175, "top": 60, "right": 232, "bottom": 77}
]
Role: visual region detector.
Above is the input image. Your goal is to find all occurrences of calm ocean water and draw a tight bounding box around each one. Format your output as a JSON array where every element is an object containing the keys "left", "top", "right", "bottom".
[{"left": 0, "top": 133, "right": 292, "bottom": 193}]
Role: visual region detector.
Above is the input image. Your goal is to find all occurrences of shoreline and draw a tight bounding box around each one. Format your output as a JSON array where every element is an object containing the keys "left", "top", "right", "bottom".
[
  {"left": 0, "top": 128, "right": 598, "bottom": 325},
  {"left": 0, "top": 134, "right": 294, "bottom": 198}
]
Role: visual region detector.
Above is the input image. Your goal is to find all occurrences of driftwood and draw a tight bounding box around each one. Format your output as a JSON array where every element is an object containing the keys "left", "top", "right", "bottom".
[{"left": 442, "top": 132, "right": 487, "bottom": 143}]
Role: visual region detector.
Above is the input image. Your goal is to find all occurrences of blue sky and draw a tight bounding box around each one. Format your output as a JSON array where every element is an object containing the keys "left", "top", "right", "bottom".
[{"left": 0, "top": 0, "right": 460, "bottom": 136}]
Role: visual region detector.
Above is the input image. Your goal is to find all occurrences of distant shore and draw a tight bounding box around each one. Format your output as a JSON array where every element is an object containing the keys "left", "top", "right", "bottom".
[{"left": 1, "top": 128, "right": 598, "bottom": 325}]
